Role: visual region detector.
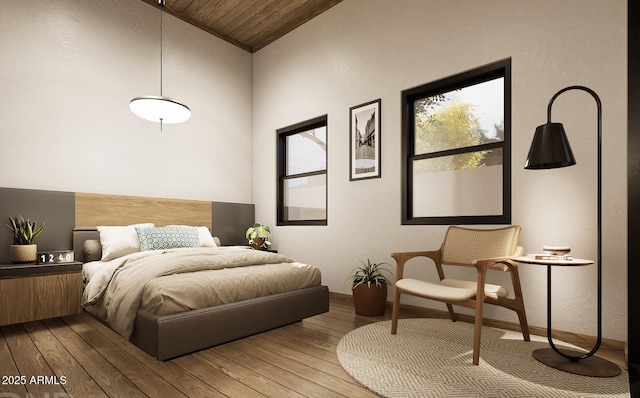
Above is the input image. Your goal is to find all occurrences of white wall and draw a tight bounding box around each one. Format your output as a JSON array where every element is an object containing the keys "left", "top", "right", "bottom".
[
  {"left": 253, "top": 0, "right": 628, "bottom": 341},
  {"left": 0, "top": 0, "right": 253, "bottom": 203}
]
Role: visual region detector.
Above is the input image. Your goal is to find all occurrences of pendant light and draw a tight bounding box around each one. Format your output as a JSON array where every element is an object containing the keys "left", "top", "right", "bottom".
[{"left": 130, "top": 0, "right": 190, "bottom": 130}]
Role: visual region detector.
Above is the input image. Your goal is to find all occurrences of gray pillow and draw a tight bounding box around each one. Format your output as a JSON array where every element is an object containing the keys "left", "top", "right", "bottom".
[{"left": 83, "top": 239, "right": 102, "bottom": 262}]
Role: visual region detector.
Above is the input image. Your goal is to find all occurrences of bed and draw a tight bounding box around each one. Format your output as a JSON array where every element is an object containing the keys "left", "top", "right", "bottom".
[{"left": 72, "top": 194, "right": 329, "bottom": 361}]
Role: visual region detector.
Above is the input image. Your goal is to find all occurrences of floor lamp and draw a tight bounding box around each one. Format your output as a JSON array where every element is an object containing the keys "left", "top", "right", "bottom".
[{"left": 525, "top": 85, "right": 621, "bottom": 377}]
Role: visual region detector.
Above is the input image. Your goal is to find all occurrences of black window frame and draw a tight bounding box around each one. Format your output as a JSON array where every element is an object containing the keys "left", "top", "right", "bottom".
[
  {"left": 277, "top": 115, "right": 328, "bottom": 226},
  {"left": 401, "top": 58, "right": 512, "bottom": 225}
]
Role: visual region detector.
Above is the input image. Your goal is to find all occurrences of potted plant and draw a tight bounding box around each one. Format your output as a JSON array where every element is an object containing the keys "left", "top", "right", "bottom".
[
  {"left": 7, "top": 215, "right": 45, "bottom": 263},
  {"left": 344, "top": 259, "right": 393, "bottom": 316},
  {"left": 245, "top": 223, "right": 271, "bottom": 250}
]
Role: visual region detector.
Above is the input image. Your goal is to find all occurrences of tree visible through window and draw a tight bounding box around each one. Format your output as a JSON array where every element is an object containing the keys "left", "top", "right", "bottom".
[{"left": 402, "top": 59, "right": 511, "bottom": 225}]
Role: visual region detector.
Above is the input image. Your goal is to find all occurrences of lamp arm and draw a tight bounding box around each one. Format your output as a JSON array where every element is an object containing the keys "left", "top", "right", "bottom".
[
  {"left": 546, "top": 85, "right": 602, "bottom": 124},
  {"left": 546, "top": 85, "right": 603, "bottom": 359}
]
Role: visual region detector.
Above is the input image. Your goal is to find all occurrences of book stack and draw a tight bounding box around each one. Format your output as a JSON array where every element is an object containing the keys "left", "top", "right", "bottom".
[
  {"left": 528, "top": 245, "right": 573, "bottom": 261},
  {"left": 527, "top": 254, "right": 574, "bottom": 261}
]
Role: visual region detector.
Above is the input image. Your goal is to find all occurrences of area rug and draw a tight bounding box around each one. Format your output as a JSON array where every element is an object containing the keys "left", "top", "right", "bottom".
[{"left": 337, "top": 319, "right": 629, "bottom": 398}]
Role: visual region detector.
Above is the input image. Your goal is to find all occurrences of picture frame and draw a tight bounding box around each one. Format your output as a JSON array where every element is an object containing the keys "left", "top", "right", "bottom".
[{"left": 349, "top": 99, "right": 381, "bottom": 180}]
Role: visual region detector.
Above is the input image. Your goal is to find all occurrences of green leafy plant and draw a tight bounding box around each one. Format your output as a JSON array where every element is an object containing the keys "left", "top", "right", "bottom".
[
  {"left": 344, "top": 259, "right": 393, "bottom": 289},
  {"left": 245, "top": 223, "right": 271, "bottom": 249},
  {"left": 7, "top": 215, "right": 45, "bottom": 245}
]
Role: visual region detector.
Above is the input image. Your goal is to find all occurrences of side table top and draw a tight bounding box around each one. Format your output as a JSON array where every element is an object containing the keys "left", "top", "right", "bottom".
[
  {"left": 0, "top": 261, "right": 82, "bottom": 278},
  {"left": 511, "top": 256, "right": 593, "bottom": 267}
]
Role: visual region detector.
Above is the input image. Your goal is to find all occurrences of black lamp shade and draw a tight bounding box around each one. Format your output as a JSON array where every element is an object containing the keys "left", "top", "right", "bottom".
[{"left": 524, "top": 122, "right": 576, "bottom": 169}]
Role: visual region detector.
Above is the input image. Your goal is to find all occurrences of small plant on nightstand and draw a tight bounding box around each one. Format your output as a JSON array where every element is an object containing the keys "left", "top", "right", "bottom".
[
  {"left": 7, "top": 215, "right": 44, "bottom": 263},
  {"left": 344, "top": 259, "right": 393, "bottom": 316},
  {"left": 245, "top": 223, "right": 272, "bottom": 250}
]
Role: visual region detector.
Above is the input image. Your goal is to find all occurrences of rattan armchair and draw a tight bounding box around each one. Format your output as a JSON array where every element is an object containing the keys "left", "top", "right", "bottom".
[{"left": 390, "top": 225, "right": 530, "bottom": 365}]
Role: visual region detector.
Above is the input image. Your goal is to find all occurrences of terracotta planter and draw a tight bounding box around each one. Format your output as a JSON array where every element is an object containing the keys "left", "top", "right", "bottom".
[
  {"left": 10, "top": 244, "right": 37, "bottom": 263},
  {"left": 352, "top": 282, "right": 388, "bottom": 316}
]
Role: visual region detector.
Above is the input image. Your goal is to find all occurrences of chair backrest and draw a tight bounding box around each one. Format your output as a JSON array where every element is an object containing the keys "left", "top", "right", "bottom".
[{"left": 441, "top": 225, "right": 521, "bottom": 265}]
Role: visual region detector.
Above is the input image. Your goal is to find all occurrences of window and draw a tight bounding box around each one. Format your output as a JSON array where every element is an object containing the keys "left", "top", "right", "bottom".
[
  {"left": 277, "top": 115, "right": 328, "bottom": 225},
  {"left": 401, "top": 59, "right": 511, "bottom": 225}
]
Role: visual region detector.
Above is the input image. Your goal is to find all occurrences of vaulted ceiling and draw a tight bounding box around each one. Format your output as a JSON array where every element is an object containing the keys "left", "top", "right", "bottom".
[{"left": 141, "top": 0, "right": 343, "bottom": 53}]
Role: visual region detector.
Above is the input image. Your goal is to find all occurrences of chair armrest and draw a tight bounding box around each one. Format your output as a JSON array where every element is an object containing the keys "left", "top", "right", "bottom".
[
  {"left": 514, "top": 246, "right": 524, "bottom": 257},
  {"left": 391, "top": 250, "right": 441, "bottom": 281},
  {"left": 472, "top": 246, "right": 524, "bottom": 271},
  {"left": 474, "top": 256, "right": 521, "bottom": 272},
  {"left": 391, "top": 250, "right": 440, "bottom": 263}
]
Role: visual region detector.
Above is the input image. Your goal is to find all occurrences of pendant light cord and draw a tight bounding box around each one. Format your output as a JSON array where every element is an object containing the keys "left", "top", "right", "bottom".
[
  {"left": 159, "top": 0, "right": 164, "bottom": 97},
  {"left": 159, "top": 0, "right": 165, "bottom": 130}
]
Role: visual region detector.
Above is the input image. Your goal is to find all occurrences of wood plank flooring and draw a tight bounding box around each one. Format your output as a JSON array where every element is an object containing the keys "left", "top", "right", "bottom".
[{"left": 0, "top": 294, "right": 627, "bottom": 397}]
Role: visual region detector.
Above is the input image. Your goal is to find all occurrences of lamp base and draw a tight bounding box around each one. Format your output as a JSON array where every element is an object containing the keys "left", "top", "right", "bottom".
[{"left": 532, "top": 348, "right": 621, "bottom": 377}]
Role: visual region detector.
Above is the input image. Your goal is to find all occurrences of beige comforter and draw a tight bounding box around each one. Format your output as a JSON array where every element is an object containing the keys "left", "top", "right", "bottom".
[{"left": 82, "top": 247, "right": 321, "bottom": 339}]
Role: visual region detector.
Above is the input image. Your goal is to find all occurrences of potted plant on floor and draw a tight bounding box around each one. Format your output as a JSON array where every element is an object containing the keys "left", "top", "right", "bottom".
[
  {"left": 344, "top": 259, "right": 393, "bottom": 316},
  {"left": 245, "top": 223, "right": 272, "bottom": 250},
  {"left": 7, "top": 215, "right": 45, "bottom": 263}
]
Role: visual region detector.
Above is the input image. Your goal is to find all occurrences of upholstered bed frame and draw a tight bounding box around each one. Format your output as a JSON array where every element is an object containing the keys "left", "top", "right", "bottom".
[{"left": 72, "top": 193, "right": 329, "bottom": 360}]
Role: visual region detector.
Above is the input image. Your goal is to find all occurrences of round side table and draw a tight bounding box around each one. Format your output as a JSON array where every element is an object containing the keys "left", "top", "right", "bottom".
[{"left": 512, "top": 256, "right": 621, "bottom": 377}]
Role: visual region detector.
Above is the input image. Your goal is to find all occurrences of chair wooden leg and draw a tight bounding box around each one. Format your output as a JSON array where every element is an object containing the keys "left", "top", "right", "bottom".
[
  {"left": 472, "top": 267, "right": 488, "bottom": 365},
  {"left": 445, "top": 303, "right": 457, "bottom": 322},
  {"left": 509, "top": 267, "right": 530, "bottom": 341},
  {"left": 472, "top": 300, "right": 484, "bottom": 365},
  {"left": 391, "top": 289, "right": 401, "bottom": 334},
  {"left": 516, "top": 308, "right": 530, "bottom": 342}
]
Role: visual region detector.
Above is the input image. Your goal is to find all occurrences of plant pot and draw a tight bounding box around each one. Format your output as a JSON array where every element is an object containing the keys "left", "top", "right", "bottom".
[
  {"left": 250, "top": 237, "right": 266, "bottom": 250},
  {"left": 10, "top": 244, "right": 37, "bottom": 263},
  {"left": 352, "top": 282, "right": 388, "bottom": 316}
]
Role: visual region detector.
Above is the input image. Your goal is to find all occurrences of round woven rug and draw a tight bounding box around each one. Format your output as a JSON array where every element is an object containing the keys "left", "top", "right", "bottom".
[{"left": 337, "top": 319, "right": 629, "bottom": 398}]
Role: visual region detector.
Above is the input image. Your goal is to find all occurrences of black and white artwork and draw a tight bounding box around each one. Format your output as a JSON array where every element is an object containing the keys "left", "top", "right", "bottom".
[{"left": 350, "top": 99, "right": 381, "bottom": 180}]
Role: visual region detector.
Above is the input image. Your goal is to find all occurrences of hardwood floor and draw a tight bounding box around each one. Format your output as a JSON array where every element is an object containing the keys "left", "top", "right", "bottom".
[{"left": 0, "top": 294, "right": 627, "bottom": 398}]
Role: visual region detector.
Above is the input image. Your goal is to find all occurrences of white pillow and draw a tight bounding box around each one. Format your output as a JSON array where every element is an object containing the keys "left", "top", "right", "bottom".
[
  {"left": 197, "top": 226, "right": 217, "bottom": 247},
  {"left": 97, "top": 223, "right": 154, "bottom": 261},
  {"left": 167, "top": 225, "right": 217, "bottom": 247}
]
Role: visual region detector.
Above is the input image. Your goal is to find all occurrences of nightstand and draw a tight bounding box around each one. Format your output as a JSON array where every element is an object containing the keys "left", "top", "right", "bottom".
[{"left": 0, "top": 261, "right": 83, "bottom": 326}]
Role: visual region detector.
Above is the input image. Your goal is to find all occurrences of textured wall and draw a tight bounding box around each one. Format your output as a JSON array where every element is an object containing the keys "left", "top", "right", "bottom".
[
  {"left": 0, "top": 0, "right": 253, "bottom": 204},
  {"left": 253, "top": 0, "right": 628, "bottom": 341}
]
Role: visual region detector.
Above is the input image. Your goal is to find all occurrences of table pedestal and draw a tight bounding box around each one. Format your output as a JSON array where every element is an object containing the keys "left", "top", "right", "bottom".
[{"left": 533, "top": 348, "right": 621, "bottom": 377}]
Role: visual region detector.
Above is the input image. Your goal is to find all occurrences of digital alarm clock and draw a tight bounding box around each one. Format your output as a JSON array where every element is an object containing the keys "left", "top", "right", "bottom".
[{"left": 37, "top": 250, "right": 75, "bottom": 264}]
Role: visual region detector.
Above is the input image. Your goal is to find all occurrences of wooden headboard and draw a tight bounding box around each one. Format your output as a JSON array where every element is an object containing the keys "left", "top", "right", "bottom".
[
  {"left": 74, "top": 192, "right": 255, "bottom": 247},
  {"left": 75, "top": 192, "right": 212, "bottom": 229},
  {"left": 0, "top": 187, "right": 255, "bottom": 262}
]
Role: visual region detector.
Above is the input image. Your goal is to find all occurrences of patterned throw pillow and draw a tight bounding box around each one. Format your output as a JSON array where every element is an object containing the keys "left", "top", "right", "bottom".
[{"left": 135, "top": 226, "right": 200, "bottom": 251}]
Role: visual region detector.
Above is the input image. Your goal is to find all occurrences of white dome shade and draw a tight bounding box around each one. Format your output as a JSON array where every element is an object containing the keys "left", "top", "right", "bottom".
[{"left": 129, "top": 96, "right": 191, "bottom": 124}]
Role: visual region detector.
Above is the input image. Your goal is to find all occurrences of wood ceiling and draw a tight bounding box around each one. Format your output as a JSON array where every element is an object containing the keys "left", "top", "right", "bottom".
[{"left": 140, "top": 0, "right": 343, "bottom": 53}]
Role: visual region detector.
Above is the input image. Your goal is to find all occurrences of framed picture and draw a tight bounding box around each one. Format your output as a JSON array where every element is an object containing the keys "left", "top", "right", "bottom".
[{"left": 350, "top": 99, "right": 381, "bottom": 180}]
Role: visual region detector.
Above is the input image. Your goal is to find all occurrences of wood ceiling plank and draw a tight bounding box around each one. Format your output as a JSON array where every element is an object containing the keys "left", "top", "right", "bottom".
[
  {"left": 199, "top": 0, "right": 247, "bottom": 28},
  {"left": 210, "top": 0, "right": 270, "bottom": 36},
  {"left": 244, "top": 0, "right": 342, "bottom": 52},
  {"left": 202, "top": 0, "right": 245, "bottom": 20},
  {"left": 231, "top": 0, "right": 305, "bottom": 43},
  {"left": 139, "top": 0, "right": 342, "bottom": 53},
  {"left": 183, "top": 0, "right": 225, "bottom": 22},
  {"left": 170, "top": 0, "right": 196, "bottom": 13}
]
